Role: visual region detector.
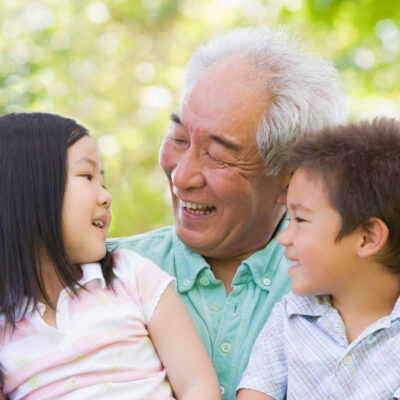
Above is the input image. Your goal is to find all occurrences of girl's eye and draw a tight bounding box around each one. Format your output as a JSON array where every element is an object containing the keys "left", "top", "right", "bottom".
[
  {"left": 294, "top": 217, "right": 306, "bottom": 223},
  {"left": 81, "top": 174, "right": 93, "bottom": 181}
]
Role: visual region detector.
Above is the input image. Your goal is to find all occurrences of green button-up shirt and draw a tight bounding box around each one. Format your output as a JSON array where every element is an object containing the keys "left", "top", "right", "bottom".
[{"left": 107, "top": 217, "right": 291, "bottom": 400}]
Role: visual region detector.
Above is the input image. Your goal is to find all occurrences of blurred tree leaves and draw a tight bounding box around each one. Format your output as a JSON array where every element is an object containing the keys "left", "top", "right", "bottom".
[{"left": 1, "top": 0, "right": 399, "bottom": 237}]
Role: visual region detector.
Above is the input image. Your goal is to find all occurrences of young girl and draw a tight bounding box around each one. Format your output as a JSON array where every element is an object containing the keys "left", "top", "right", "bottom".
[{"left": 0, "top": 112, "right": 221, "bottom": 400}]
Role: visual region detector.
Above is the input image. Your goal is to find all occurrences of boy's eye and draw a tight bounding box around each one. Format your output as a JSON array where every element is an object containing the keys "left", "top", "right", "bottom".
[{"left": 294, "top": 217, "right": 306, "bottom": 223}]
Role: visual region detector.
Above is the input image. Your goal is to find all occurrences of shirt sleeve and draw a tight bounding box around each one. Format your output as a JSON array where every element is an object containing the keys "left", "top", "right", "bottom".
[
  {"left": 237, "top": 301, "right": 288, "bottom": 400},
  {"left": 113, "top": 248, "right": 176, "bottom": 323},
  {"left": 393, "top": 386, "right": 400, "bottom": 399}
]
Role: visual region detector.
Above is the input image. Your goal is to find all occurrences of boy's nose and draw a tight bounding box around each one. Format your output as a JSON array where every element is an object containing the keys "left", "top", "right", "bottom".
[{"left": 277, "top": 226, "right": 292, "bottom": 247}]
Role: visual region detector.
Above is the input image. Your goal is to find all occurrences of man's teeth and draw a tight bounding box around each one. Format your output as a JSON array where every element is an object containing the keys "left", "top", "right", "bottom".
[
  {"left": 180, "top": 200, "right": 214, "bottom": 215},
  {"left": 93, "top": 220, "right": 104, "bottom": 228}
]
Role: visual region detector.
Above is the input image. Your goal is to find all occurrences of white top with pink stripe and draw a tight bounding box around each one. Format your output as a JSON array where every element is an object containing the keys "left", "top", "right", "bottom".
[{"left": 0, "top": 249, "right": 175, "bottom": 400}]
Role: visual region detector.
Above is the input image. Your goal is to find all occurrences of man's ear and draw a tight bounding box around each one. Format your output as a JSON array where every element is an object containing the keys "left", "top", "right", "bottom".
[
  {"left": 357, "top": 217, "right": 389, "bottom": 258},
  {"left": 276, "top": 169, "right": 291, "bottom": 206}
]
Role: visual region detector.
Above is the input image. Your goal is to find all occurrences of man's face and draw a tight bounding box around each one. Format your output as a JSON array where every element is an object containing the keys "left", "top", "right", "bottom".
[{"left": 159, "top": 58, "right": 288, "bottom": 260}]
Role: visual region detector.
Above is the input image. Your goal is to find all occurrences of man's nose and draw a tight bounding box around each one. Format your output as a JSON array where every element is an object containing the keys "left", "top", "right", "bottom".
[{"left": 171, "top": 148, "right": 205, "bottom": 190}]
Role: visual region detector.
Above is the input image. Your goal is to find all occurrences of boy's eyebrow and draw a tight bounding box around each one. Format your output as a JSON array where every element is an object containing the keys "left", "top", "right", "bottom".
[
  {"left": 170, "top": 113, "right": 241, "bottom": 152},
  {"left": 288, "top": 202, "right": 312, "bottom": 213}
]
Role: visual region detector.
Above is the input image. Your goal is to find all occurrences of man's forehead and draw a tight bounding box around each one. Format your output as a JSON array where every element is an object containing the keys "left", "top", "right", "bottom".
[{"left": 186, "top": 59, "right": 264, "bottom": 112}]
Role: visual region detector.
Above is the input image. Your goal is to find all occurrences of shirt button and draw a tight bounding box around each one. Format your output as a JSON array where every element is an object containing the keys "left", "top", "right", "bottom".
[
  {"left": 343, "top": 355, "right": 352, "bottom": 365},
  {"left": 199, "top": 277, "right": 210, "bottom": 286},
  {"left": 220, "top": 342, "right": 231, "bottom": 353},
  {"left": 210, "top": 303, "right": 221, "bottom": 312},
  {"left": 182, "top": 279, "right": 191, "bottom": 287},
  {"left": 220, "top": 385, "right": 225, "bottom": 395},
  {"left": 262, "top": 277, "right": 271, "bottom": 286}
]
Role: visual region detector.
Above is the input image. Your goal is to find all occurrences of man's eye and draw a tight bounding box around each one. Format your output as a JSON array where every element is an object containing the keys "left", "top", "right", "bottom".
[
  {"left": 173, "top": 138, "right": 188, "bottom": 145},
  {"left": 206, "top": 152, "right": 228, "bottom": 167}
]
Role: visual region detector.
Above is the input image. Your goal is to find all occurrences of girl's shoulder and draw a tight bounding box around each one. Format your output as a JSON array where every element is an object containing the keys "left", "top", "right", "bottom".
[{"left": 112, "top": 248, "right": 169, "bottom": 281}]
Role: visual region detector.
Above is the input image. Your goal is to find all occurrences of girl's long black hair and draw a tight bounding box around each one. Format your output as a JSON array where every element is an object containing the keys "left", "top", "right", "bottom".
[{"left": 0, "top": 112, "right": 114, "bottom": 328}]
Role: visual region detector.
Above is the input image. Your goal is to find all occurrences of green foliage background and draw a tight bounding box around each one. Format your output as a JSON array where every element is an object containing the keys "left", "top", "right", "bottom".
[{"left": 1, "top": 0, "right": 399, "bottom": 237}]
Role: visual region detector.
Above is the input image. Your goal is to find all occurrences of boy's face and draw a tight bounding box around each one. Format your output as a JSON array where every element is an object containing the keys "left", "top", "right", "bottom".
[{"left": 278, "top": 168, "right": 361, "bottom": 297}]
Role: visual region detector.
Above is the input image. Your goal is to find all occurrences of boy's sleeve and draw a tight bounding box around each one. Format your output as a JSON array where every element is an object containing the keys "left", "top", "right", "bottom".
[
  {"left": 237, "top": 301, "right": 288, "bottom": 400},
  {"left": 393, "top": 386, "right": 400, "bottom": 399}
]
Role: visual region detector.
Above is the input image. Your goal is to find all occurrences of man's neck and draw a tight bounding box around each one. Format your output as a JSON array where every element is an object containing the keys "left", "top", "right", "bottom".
[
  {"left": 201, "top": 212, "right": 287, "bottom": 295},
  {"left": 205, "top": 256, "right": 245, "bottom": 295}
]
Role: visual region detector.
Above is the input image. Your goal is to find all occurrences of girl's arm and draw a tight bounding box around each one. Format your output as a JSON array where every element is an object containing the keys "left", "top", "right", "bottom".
[
  {"left": 237, "top": 388, "right": 275, "bottom": 400},
  {"left": 0, "top": 367, "right": 6, "bottom": 400},
  {"left": 148, "top": 285, "right": 221, "bottom": 400}
]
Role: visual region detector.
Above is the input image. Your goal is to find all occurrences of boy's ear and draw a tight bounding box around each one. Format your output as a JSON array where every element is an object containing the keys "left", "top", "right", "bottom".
[{"left": 357, "top": 217, "right": 389, "bottom": 258}]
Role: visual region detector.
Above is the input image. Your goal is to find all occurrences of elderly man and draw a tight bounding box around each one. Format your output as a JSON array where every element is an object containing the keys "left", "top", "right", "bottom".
[{"left": 111, "top": 26, "right": 345, "bottom": 399}]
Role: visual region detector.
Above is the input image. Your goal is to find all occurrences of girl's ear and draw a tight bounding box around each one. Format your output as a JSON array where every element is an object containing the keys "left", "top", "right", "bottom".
[{"left": 357, "top": 217, "right": 389, "bottom": 258}]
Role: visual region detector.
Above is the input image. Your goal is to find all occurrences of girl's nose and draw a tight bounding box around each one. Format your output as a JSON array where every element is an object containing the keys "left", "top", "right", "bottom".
[{"left": 99, "top": 186, "right": 112, "bottom": 207}]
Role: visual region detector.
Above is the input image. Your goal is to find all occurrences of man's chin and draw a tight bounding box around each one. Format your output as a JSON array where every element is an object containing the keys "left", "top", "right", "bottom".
[{"left": 174, "top": 224, "right": 216, "bottom": 254}]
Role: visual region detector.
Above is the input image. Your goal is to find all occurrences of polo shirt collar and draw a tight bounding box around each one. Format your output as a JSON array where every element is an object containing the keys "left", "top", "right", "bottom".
[
  {"left": 79, "top": 262, "right": 106, "bottom": 289},
  {"left": 17, "top": 263, "right": 106, "bottom": 321}
]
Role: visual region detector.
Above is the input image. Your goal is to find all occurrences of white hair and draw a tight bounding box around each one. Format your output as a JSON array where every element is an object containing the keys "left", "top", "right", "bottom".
[{"left": 182, "top": 26, "right": 346, "bottom": 175}]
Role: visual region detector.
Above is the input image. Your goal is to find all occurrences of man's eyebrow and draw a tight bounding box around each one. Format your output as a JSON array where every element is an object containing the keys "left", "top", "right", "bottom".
[
  {"left": 170, "top": 113, "right": 182, "bottom": 125},
  {"left": 209, "top": 134, "right": 241, "bottom": 152},
  {"left": 75, "top": 157, "right": 104, "bottom": 176},
  {"left": 170, "top": 112, "right": 240, "bottom": 151}
]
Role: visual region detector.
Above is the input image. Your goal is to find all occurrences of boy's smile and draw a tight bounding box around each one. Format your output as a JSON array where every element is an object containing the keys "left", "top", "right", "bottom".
[{"left": 278, "top": 168, "right": 361, "bottom": 297}]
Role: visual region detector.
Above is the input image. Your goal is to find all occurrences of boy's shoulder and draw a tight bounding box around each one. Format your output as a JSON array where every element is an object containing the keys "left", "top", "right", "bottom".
[{"left": 280, "top": 292, "right": 333, "bottom": 318}]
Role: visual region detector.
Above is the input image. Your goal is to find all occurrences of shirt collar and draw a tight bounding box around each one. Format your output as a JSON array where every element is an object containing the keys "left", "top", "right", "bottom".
[
  {"left": 286, "top": 293, "right": 333, "bottom": 317},
  {"left": 17, "top": 263, "right": 106, "bottom": 321},
  {"left": 172, "top": 214, "right": 289, "bottom": 293},
  {"left": 79, "top": 262, "right": 106, "bottom": 289},
  {"left": 173, "top": 233, "right": 209, "bottom": 292},
  {"left": 390, "top": 295, "right": 400, "bottom": 321},
  {"left": 287, "top": 293, "right": 400, "bottom": 323},
  {"left": 242, "top": 214, "right": 289, "bottom": 291}
]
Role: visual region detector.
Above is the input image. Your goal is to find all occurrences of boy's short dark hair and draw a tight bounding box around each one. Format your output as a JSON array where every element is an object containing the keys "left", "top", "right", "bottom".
[{"left": 289, "top": 118, "right": 400, "bottom": 272}]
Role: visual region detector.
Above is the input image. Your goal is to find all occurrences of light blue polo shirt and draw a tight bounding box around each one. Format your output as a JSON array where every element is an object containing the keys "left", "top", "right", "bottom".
[{"left": 107, "top": 217, "right": 291, "bottom": 400}]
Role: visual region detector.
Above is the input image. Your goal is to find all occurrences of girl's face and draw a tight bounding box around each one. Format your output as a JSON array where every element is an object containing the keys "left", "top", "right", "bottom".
[{"left": 62, "top": 136, "right": 112, "bottom": 265}]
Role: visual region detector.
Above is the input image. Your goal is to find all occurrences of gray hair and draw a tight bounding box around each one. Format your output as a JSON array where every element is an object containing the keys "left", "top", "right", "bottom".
[{"left": 182, "top": 26, "right": 346, "bottom": 175}]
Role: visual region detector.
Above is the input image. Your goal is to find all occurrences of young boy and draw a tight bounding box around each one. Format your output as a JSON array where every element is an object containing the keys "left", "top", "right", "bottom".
[{"left": 237, "top": 118, "right": 400, "bottom": 400}]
